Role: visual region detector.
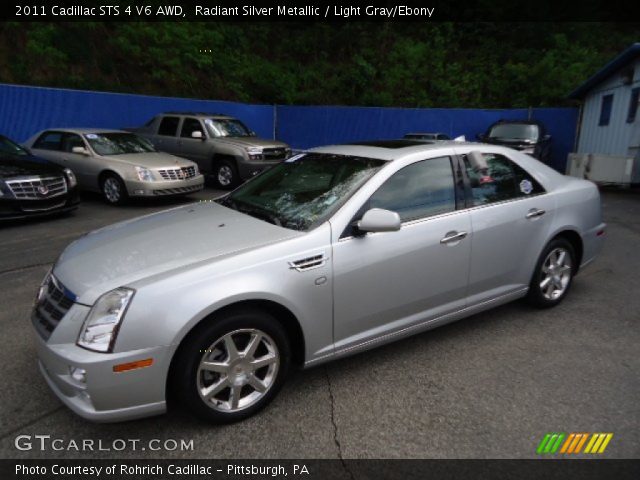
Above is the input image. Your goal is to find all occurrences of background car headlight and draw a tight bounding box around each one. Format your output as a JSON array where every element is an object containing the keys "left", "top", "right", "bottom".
[
  {"left": 135, "top": 166, "right": 154, "bottom": 182},
  {"left": 63, "top": 168, "right": 77, "bottom": 188},
  {"left": 77, "top": 288, "right": 135, "bottom": 353}
]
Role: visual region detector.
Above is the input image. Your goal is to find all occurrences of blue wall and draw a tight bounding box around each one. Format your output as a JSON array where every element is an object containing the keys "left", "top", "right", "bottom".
[
  {"left": 277, "top": 105, "right": 578, "bottom": 172},
  {"left": 0, "top": 84, "right": 275, "bottom": 142},
  {"left": 0, "top": 84, "right": 577, "bottom": 172}
]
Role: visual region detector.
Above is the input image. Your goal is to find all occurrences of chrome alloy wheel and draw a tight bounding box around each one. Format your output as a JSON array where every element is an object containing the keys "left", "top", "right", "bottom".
[
  {"left": 103, "top": 177, "right": 122, "bottom": 203},
  {"left": 197, "top": 329, "right": 279, "bottom": 413},
  {"left": 540, "top": 247, "right": 572, "bottom": 301},
  {"left": 217, "top": 165, "right": 233, "bottom": 187}
]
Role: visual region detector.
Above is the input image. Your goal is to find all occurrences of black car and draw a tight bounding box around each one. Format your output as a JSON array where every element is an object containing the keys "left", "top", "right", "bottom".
[
  {"left": 0, "top": 135, "right": 79, "bottom": 220},
  {"left": 477, "top": 120, "right": 552, "bottom": 164}
]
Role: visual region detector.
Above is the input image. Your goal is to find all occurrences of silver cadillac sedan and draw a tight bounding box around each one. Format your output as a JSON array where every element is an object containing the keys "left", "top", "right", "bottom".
[
  {"left": 32, "top": 140, "right": 605, "bottom": 423},
  {"left": 24, "top": 129, "right": 204, "bottom": 205}
]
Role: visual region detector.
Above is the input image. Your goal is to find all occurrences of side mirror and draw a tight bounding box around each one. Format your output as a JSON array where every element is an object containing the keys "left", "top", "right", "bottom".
[
  {"left": 357, "top": 208, "right": 401, "bottom": 233},
  {"left": 191, "top": 131, "right": 204, "bottom": 139},
  {"left": 71, "top": 146, "right": 89, "bottom": 155}
]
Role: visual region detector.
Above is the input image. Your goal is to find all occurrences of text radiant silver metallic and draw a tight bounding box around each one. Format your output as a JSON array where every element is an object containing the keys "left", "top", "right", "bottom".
[{"left": 32, "top": 141, "right": 605, "bottom": 422}]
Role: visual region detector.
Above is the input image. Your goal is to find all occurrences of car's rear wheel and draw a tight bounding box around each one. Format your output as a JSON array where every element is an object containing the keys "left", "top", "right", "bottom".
[
  {"left": 101, "top": 173, "right": 128, "bottom": 205},
  {"left": 212, "top": 159, "right": 239, "bottom": 190},
  {"left": 526, "top": 238, "right": 575, "bottom": 308},
  {"left": 172, "top": 308, "right": 290, "bottom": 423}
]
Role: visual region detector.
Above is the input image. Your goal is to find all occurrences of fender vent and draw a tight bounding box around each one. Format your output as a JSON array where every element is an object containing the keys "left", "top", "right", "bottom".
[{"left": 289, "top": 254, "right": 326, "bottom": 272}]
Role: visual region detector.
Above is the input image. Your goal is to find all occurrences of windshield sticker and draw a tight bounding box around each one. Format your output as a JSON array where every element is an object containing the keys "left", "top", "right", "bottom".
[
  {"left": 520, "top": 179, "right": 533, "bottom": 195},
  {"left": 85, "top": 134, "right": 98, "bottom": 139},
  {"left": 285, "top": 153, "right": 305, "bottom": 163}
]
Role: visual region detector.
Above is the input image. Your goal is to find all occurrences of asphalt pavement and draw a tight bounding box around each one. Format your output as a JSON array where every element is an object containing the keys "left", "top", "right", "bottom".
[{"left": 0, "top": 188, "right": 638, "bottom": 459}]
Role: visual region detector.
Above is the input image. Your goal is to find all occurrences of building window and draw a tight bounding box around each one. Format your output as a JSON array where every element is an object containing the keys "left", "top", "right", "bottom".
[
  {"left": 627, "top": 88, "right": 639, "bottom": 123},
  {"left": 599, "top": 94, "right": 614, "bottom": 126}
]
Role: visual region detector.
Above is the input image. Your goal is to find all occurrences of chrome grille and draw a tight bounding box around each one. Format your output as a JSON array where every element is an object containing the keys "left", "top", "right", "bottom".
[
  {"left": 6, "top": 176, "right": 67, "bottom": 200},
  {"left": 32, "top": 275, "right": 75, "bottom": 340},
  {"left": 263, "top": 148, "right": 288, "bottom": 161},
  {"left": 157, "top": 166, "right": 197, "bottom": 181}
]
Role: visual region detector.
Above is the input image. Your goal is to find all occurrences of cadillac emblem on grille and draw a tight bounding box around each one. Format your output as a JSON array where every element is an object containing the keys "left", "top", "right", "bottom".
[{"left": 38, "top": 185, "right": 49, "bottom": 196}]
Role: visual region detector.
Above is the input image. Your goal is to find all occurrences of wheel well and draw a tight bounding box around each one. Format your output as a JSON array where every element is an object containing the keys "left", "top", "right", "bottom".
[
  {"left": 98, "top": 169, "right": 121, "bottom": 186},
  {"left": 212, "top": 154, "right": 237, "bottom": 169},
  {"left": 166, "top": 299, "right": 305, "bottom": 404},
  {"left": 554, "top": 230, "right": 583, "bottom": 271}
]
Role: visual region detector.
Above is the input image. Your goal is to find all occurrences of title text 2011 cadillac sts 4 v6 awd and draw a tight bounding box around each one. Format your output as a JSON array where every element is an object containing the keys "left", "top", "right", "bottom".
[{"left": 32, "top": 140, "right": 605, "bottom": 423}]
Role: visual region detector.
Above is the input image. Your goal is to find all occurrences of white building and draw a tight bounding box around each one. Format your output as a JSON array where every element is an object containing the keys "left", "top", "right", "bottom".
[{"left": 568, "top": 43, "right": 640, "bottom": 185}]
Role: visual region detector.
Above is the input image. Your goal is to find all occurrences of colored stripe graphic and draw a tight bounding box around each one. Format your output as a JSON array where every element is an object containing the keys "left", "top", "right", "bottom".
[
  {"left": 537, "top": 433, "right": 565, "bottom": 454},
  {"left": 584, "top": 433, "right": 613, "bottom": 454},
  {"left": 539, "top": 433, "right": 613, "bottom": 454}
]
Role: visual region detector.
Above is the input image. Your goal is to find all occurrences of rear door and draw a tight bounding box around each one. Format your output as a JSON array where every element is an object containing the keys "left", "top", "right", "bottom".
[
  {"left": 29, "top": 131, "right": 66, "bottom": 166},
  {"left": 151, "top": 116, "right": 181, "bottom": 155},
  {"left": 60, "top": 133, "right": 101, "bottom": 189},
  {"left": 461, "top": 151, "right": 555, "bottom": 304}
]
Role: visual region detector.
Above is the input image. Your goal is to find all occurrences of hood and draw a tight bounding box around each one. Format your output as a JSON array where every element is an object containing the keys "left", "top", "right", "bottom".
[
  {"left": 54, "top": 202, "right": 302, "bottom": 303},
  {"left": 101, "top": 151, "right": 196, "bottom": 168},
  {"left": 0, "top": 154, "right": 63, "bottom": 179},
  {"left": 213, "top": 137, "right": 289, "bottom": 150}
]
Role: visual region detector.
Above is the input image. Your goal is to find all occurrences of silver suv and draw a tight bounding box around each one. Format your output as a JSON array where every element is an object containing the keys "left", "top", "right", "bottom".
[{"left": 129, "top": 112, "right": 291, "bottom": 189}]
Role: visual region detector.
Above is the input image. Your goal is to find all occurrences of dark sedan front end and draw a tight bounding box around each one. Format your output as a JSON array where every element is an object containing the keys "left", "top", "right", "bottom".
[{"left": 0, "top": 136, "right": 80, "bottom": 220}]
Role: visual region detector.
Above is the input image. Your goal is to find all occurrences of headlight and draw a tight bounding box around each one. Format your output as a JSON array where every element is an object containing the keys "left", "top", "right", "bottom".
[
  {"left": 63, "top": 168, "right": 77, "bottom": 188},
  {"left": 246, "top": 147, "right": 263, "bottom": 161},
  {"left": 135, "top": 166, "right": 154, "bottom": 182},
  {"left": 77, "top": 288, "right": 135, "bottom": 353}
]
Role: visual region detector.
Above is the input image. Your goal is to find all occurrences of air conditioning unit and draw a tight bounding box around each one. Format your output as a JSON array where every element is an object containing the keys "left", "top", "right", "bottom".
[{"left": 567, "top": 153, "right": 639, "bottom": 186}]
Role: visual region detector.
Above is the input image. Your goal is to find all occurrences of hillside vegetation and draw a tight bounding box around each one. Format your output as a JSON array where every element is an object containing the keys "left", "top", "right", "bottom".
[{"left": 0, "top": 22, "right": 637, "bottom": 107}]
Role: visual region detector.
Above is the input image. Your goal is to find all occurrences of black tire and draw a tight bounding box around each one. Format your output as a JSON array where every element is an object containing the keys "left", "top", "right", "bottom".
[
  {"left": 171, "top": 307, "right": 291, "bottom": 424},
  {"left": 211, "top": 159, "right": 239, "bottom": 190},
  {"left": 100, "top": 173, "right": 128, "bottom": 206},
  {"left": 526, "top": 237, "right": 576, "bottom": 309}
]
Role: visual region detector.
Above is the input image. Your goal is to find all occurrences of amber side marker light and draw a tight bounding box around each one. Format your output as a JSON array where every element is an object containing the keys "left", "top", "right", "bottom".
[
  {"left": 113, "top": 358, "right": 154, "bottom": 373},
  {"left": 597, "top": 229, "right": 605, "bottom": 236}
]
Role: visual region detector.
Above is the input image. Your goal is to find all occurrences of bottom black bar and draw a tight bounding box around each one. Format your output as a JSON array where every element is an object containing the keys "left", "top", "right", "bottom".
[{"left": 2, "top": 459, "right": 639, "bottom": 480}]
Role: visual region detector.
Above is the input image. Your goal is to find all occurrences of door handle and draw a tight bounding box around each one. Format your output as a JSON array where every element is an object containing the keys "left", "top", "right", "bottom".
[
  {"left": 440, "top": 231, "right": 468, "bottom": 244},
  {"left": 526, "top": 209, "right": 546, "bottom": 219}
]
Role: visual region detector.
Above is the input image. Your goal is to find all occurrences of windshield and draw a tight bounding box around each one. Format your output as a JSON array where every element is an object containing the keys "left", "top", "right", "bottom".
[
  {"left": 84, "top": 133, "right": 156, "bottom": 155},
  {"left": 218, "top": 153, "right": 385, "bottom": 231},
  {"left": 488, "top": 124, "right": 539, "bottom": 142},
  {"left": 0, "top": 136, "right": 29, "bottom": 156},
  {"left": 205, "top": 119, "right": 253, "bottom": 137}
]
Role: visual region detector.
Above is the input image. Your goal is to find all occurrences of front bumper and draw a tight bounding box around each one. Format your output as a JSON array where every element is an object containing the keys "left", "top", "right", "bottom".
[
  {"left": 0, "top": 189, "right": 80, "bottom": 220},
  {"left": 32, "top": 304, "right": 172, "bottom": 422},
  {"left": 125, "top": 174, "right": 204, "bottom": 197}
]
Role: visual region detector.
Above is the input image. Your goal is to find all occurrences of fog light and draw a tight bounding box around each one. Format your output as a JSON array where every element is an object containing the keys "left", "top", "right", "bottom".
[
  {"left": 134, "top": 189, "right": 144, "bottom": 195},
  {"left": 69, "top": 366, "right": 86, "bottom": 384}
]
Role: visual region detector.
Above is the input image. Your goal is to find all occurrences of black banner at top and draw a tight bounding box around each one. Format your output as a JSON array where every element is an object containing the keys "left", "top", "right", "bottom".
[{"left": 4, "top": 0, "right": 640, "bottom": 22}]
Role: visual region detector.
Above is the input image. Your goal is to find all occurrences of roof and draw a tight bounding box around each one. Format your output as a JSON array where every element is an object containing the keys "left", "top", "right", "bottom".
[
  {"left": 568, "top": 43, "right": 640, "bottom": 99},
  {"left": 309, "top": 140, "right": 478, "bottom": 161},
  {"left": 39, "top": 128, "right": 125, "bottom": 134},
  {"left": 163, "top": 112, "right": 233, "bottom": 118}
]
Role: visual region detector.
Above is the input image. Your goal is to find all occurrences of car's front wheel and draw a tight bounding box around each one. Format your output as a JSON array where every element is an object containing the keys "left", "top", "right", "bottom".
[
  {"left": 100, "top": 173, "right": 128, "bottom": 205},
  {"left": 172, "top": 308, "right": 290, "bottom": 423},
  {"left": 526, "top": 238, "right": 576, "bottom": 308},
  {"left": 212, "top": 159, "right": 239, "bottom": 190}
]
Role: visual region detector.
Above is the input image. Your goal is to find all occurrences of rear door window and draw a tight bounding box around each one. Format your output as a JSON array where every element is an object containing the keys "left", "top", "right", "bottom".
[
  {"left": 33, "top": 131, "right": 63, "bottom": 151},
  {"left": 464, "top": 153, "right": 544, "bottom": 205},
  {"left": 157, "top": 116, "right": 180, "bottom": 136}
]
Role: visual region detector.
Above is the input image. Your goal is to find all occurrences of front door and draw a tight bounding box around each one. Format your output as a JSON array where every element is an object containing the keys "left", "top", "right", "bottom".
[{"left": 332, "top": 156, "right": 472, "bottom": 351}]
